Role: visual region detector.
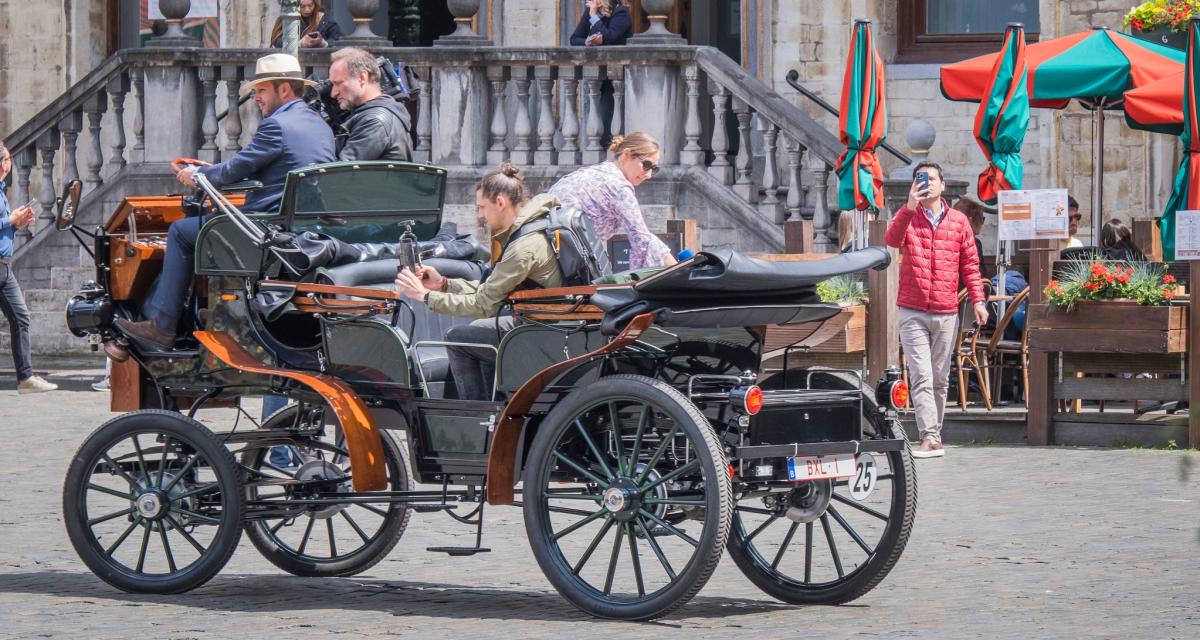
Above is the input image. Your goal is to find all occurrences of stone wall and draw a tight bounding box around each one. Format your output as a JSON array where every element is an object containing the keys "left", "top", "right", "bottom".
[{"left": 769, "top": 0, "right": 1179, "bottom": 249}]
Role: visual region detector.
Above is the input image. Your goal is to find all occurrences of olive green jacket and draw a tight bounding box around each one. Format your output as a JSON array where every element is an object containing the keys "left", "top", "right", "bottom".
[{"left": 426, "top": 193, "right": 564, "bottom": 318}]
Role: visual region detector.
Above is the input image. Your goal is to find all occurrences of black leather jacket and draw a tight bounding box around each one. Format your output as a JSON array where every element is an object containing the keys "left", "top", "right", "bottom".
[{"left": 338, "top": 95, "right": 412, "bottom": 162}]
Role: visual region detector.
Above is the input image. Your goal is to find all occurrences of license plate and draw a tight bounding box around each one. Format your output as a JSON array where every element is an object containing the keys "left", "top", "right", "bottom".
[{"left": 787, "top": 454, "right": 856, "bottom": 482}]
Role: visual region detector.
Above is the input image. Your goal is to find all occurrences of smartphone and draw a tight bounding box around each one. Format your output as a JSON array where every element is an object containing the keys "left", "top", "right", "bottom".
[{"left": 915, "top": 171, "right": 929, "bottom": 193}]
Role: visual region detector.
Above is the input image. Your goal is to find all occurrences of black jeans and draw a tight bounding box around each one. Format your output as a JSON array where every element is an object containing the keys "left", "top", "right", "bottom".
[
  {"left": 445, "top": 316, "right": 515, "bottom": 401},
  {"left": 0, "top": 262, "right": 33, "bottom": 381}
]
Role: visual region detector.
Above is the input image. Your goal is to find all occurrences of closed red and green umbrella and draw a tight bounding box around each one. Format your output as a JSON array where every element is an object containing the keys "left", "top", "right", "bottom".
[
  {"left": 942, "top": 27, "right": 1185, "bottom": 240},
  {"left": 1159, "top": 21, "right": 1200, "bottom": 260},
  {"left": 974, "top": 24, "right": 1030, "bottom": 205},
  {"left": 1124, "top": 70, "right": 1186, "bottom": 134},
  {"left": 836, "top": 19, "right": 887, "bottom": 212}
]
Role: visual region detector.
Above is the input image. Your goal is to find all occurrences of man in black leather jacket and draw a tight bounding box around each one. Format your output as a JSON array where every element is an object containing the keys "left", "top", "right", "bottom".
[{"left": 329, "top": 47, "right": 412, "bottom": 162}]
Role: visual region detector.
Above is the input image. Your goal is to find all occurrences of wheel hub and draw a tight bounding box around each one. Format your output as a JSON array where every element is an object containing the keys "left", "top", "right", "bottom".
[
  {"left": 134, "top": 490, "right": 168, "bottom": 520},
  {"left": 783, "top": 480, "right": 833, "bottom": 523},
  {"left": 295, "top": 460, "right": 349, "bottom": 519},
  {"left": 602, "top": 477, "right": 642, "bottom": 522}
]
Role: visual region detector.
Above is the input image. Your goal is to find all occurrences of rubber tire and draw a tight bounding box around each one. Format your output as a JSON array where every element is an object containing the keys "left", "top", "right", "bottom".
[
  {"left": 726, "top": 373, "right": 917, "bottom": 604},
  {"left": 241, "top": 405, "right": 412, "bottom": 577},
  {"left": 523, "top": 374, "right": 733, "bottom": 621},
  {"left": 63, "top": 410, "right": 245, "bottom": 594}
]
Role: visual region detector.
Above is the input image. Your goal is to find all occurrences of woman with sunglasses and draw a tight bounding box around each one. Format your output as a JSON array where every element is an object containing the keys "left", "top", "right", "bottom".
[{"left": 548, "top": 132, "right": 676, "bottom": 270}]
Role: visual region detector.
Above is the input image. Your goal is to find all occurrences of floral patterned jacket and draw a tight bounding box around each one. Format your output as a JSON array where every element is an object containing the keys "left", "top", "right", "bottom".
[{"left": 548, "top": 161, "right": 672, "bottom": 270}]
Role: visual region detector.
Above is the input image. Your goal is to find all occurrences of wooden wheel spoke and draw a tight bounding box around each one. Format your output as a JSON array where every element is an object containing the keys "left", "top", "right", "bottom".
[
  {"left": 572, "top": 515, "right": 615, "bottom": 576},
  {"left": 327, "top": 519, "right": 338, "bottom": 557},
  {"left": 100, "top": 453, "right": 142, "bottom": 490},
  {"left": 639, "top": 459, "right": 700, "bottom": 495},
  {"left": 130, "top": 435, "right": 152, "bottom": 484},
  {"left": 340, "top": 510, "right": 372, "bottom": 544},
  {"left": 574, "top": 419, "right": 616, "bottom": 481},
  {"left": 161, "top": 454, "right": 201, "bottom": 493},
  {"left": 105, "top": 516, "right": 144, "bottom": 557},
  {"left": 157, "top": 521, "right": 177, "bottom": 573},
  {"left": 804, "top": 521, "right": 813, "bottom": 583},
  {"left": 552, "top": 450, "right": 610, "bottom": 489},
  {"left": 627, "top": 405, "right": 650, "bottom": 478},
  {"left": 87, "top": 482, "right": 135, "bottom": 501},
  {"left": 165, "top": 514, "right": 207, "bottom": 553},
  {"left": 831, "top": 492, "right": 889, "bottom": 522},
  {"left": 602, "top": 521, "right": 625, "bottom": 595},
  {"left": 636, "top": 516, "right": 676, "bottom": 580},
  {"left": 746, "top": 514, "right": 779, "bottom": 542},
  {"left": 135, "top": 520, "right": 152, "bottom": 573},
  {"left": 626, "top": 523, "right": 646, "bottom": 597},
  {"left": 638, "top": 508, "right": 698, "bottom": 547},
  {"left": 771, "top": 521, "right": 800, "bottom": 570},
  {"left": 820, "top": 513, "right": 844, "bottom": 578},
  {"left": 296, "top": 515, "right": 316, "bottom": 555},
  {"left": 89, "top": 506, "right": 136, "bottom": 527},
  {"left": 158, "top": 436, "right": 172, "bottom": 489},
  {"left": 552, "top": 507, "right": 608, "bottom": 542},
  {"left": 169, "top": 506, "right": 221, "bottom": 526},
  {"left": 635, "top": 423, "right": 678, "bottom": 484},
  {"left": 175, "top": 483, "right": 220, "bottom": 500},
  {"left": 735, "top": 505, "right": 774, "bottom": 516},
  {"left": 827, "top": 504, "right": 874, "bottom": 556},
  {"left": 607, "top": 402, "right": 625, "bottom": 476}
]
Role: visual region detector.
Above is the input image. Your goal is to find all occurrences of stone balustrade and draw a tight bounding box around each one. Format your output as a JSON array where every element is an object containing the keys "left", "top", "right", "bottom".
[{"left": 4, "top": 44, "right": 848, "bottom": 260}]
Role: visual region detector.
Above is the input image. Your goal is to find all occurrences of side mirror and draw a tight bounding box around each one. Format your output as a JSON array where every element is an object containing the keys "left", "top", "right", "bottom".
[{"left": 55, "top": 179, "right": 82, "bottom": 231}]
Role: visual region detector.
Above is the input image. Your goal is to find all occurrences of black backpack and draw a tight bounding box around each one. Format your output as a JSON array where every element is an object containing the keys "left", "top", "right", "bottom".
[{"left": 511, "top": 207, "right": 611, "bottom": 287}]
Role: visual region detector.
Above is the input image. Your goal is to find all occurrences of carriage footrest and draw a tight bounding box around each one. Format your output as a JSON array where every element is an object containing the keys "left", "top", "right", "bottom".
[
  {"left": 410, "top": 504, "right": 457, "bottom": 513},
  {"left": 426, "top": 546, "right": 491, "bottom": 556}
]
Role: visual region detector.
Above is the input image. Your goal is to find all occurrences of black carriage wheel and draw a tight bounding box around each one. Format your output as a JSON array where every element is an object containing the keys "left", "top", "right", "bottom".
[
  {"left": 659, "top": 340, "right": 758, "bottom": 386},
  {"left": 62, "top": 410, "right": 245, "bottom": 594},
  {"left": 523, "top": 374, "right": 732, "bottom": 621},
  {"left": 241, "top": 404, "right": 411, "bottom": 577},
  {"left": 727, "top": 372, "right": 916, "bottom": 604}
]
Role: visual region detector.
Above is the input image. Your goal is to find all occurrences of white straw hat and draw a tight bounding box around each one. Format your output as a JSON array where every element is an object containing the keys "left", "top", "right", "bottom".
[{"left": 243, "top": 53, "right": 316, "bottom": 91}]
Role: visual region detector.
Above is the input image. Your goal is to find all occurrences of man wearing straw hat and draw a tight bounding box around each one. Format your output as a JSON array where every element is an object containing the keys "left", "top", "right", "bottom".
[{"left": 113, "top": 53, "right": 335, "bottom": 352}]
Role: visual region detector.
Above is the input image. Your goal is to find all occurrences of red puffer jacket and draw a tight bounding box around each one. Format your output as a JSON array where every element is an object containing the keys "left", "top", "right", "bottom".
[{"left": 884, "top": 200, "right": 984, "bottom": 314}]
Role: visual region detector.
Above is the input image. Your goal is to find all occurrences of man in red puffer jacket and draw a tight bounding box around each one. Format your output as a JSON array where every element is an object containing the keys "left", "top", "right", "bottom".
[{"left": 885, "top": 162, "right": 987, "bottom": 459}]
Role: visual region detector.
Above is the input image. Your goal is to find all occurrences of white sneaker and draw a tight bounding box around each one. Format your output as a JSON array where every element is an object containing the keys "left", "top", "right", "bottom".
[
  {"left": 911, "top": 438, "right": 945, "bottom": 459},
  {"left": 17, "top": 375, "right": 58, "bottom": 394},
  {"left": 91, "top": 378, "right": 110, "bottom": 391}
]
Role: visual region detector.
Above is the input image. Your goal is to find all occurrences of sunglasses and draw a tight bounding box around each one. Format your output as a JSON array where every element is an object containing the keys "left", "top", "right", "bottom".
[{"left": 637, "top": 157, "right": 660, "bottom": 176}]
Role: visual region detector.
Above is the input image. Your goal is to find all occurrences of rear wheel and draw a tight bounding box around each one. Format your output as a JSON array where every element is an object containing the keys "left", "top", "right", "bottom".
[
  {"left": 240, "top": 403, "right": 411, "bottom": 577},
  {"left": 727, "top": 373, "right": 916, "bottom": 604},
  {"left": 523, "top": 375, "right": 732, "bottom": 620},
  {"left": 63, "top": 410, "right": 244, "bottom": 593}
]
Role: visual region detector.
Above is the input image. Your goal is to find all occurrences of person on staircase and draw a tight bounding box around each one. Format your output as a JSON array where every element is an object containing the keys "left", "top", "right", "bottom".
[
  {"left": 111, "top": 53, "right": 335, "bottom": 356},
  {"left": 0, "top": 142, "right": 57, "bottom": 393},
  {"left": 270, "top": 0, "right": 343, "bottom": 49},
  {"left": 570, "top": 0, "right": 633, "bottom": 148},
  {"left": 394, "top": 163, "right": 563, "bottom": 401}
]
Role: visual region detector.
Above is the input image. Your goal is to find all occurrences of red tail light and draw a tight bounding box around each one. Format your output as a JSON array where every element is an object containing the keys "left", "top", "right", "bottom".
[
  {"left": 890, "top": 380, "right": 909, "bottom": 409},
  {"left": 730, "top": 385, "right": 762, "bottom": 415}
]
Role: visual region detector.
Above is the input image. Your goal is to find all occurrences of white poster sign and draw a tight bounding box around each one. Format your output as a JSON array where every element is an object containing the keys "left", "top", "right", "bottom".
[
  {"left": 996, "top": 189, "right": 1069, "bottom": 241},
  {"left": 1175, "top": 210, "right": 1200, "bottom": 260},
  {"left": 149, "top": 1, "right": 219, "bottom": 19}
]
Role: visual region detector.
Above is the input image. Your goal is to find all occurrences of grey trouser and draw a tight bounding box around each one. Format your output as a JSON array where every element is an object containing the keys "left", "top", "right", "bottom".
[
  {"left": 0, "top": 262, "right": 33, "bottom": 381},
  {"left": 899, "top": 307, "right": 958, "bottom": 444},
  {"left": 445, "top": 315, "right": 516, "bottom": 401}
]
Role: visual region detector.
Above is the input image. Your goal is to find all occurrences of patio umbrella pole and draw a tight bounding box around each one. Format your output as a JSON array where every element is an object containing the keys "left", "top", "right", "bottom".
[{"left": 1092, "top": 99, "right": 1106, "bottom": 245}]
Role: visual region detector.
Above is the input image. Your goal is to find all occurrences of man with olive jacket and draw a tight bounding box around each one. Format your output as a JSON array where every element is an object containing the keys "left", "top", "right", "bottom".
[{"left": 885, "top": 162, "right": 987, "bottom": 459}]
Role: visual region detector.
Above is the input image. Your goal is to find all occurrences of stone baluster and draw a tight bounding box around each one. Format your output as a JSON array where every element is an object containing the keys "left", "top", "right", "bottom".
[
  {"left": 486, "top": 65, "right": 508, "bottom": 165},
  {"left": 198, "top": 66, "right": 220, "bottom": 163},
  {"left": 13, "top": 148, "right": 34, "bottom": 241},
  {"left": 785, "top": 137, "right": 806, "bottom": 220},
  {"left": 222, "top": 65, "right": 244, "bottom": 157},
  {"left": 59, "top": 109, "right": 83, "bottom": 187},
  {"left": 84, "top": 92, "right": 108, "bottom": 188},
  {"left": 759, "top": 122, "right": 782, "bottom": 222},
  {"left": 610, "top": 66, "right": 625, "bottom": 139},
  {"left": 582, "top": 65, "right": 604, "bottom": 165},
  {"left": 558, "top": 65, "right": 580, "bottom": 166},
  {"left": 415, "top": 66, "right": 432, "bottom": 162},
  {"left": 131, "top": 69, "right": 145, "bottom": 163},
  {"left": 680, "top": 64, "right": 704, "bottom": 166},
  {"left": 534, "top": 66, "right": 557, "bottom": 166},
  {"left": 36, "top": 129, "right": 60, "bottom": 227},
  {"left": 510, "top": 66, "right": 533, "bottom": 166},
  {"left": 707, "top": 82, "right": 732, "bottom": 184},
  {"left": 107, "top": 74, "right": 130, "bottom": 172},
  {"left": 732, "top": 98, "right": 756, "bottom": 203},
  {"left": 812, "top": 161, "right": 832, "bottom": 240}
]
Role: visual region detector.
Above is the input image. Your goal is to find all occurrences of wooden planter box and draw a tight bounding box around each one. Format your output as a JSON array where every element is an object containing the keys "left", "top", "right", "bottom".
[
  {"left": 1027, "top": 302, "right": 1188, "bottom": 353},
  {"left": 763, "top": 305, "right": 867, "bottom": 354}
]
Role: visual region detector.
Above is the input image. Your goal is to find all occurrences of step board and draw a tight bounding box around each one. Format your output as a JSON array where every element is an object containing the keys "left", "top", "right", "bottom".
[{"left": 426, "top": 546, "right": 491, "bottom": 556}]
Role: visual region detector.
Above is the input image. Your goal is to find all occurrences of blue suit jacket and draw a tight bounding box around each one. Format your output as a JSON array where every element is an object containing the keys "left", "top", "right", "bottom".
[{"left": 199, "top": 99, "right": 335, "bottom": 211}]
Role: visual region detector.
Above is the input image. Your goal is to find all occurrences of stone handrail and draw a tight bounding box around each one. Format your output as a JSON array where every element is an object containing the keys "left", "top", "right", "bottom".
[{"left": 7, "top": 43, "right": 851, "bottom": 257}]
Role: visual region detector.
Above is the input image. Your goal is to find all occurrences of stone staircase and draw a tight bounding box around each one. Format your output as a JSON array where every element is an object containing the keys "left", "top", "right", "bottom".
[{"left": 2, "top": 43, "right": 855, "bottom": 357}]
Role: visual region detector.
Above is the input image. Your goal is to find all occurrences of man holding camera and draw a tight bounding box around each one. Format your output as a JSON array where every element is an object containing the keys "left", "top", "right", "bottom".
[
  {"left": 885, "top": 162, "right": 987, "bottom": 459},
  {"left": 114, "top": 53, "right": 335, "bottom": 352},
  {"left": 328, "top": 47, "right": 412, "bottom": 162}
]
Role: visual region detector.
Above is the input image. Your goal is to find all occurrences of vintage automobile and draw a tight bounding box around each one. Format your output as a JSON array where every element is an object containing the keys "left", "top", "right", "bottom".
[{"left": 54, "top": 161, "right": 915, "bottom": 621}]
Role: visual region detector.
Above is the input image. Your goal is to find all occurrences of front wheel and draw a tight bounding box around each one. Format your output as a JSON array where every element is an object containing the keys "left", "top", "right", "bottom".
[
  {"left": 523, "top": 375, "right": 732, "bottom": 621},
  {"left": 62, "top": 410, "right": 245, "bottom": 593}
]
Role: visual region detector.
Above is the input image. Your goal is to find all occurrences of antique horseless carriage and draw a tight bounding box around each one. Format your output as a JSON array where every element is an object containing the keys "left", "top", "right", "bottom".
[{"left": 54, "top": 161, "right": 915, "bottom": 620}]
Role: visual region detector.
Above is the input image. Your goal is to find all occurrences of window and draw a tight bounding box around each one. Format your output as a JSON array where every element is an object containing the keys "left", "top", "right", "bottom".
[{"left": 897, "top": 0, "right": 1039, "bottom": 63}]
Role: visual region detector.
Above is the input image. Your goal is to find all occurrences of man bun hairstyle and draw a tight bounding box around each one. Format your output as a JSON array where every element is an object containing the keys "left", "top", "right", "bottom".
[
  {"left": 608, "top": 132, "right": 660, "bottom": 159},
  {"left": 331, "top": 47, "right": 381, "bottom": 85},
  {"left": 477, "top": 162, "right": 529, "bottom": 206}
]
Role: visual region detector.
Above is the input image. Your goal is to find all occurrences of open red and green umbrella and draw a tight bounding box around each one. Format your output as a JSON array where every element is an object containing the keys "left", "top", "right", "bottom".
[
  {"left": 1159, "top": 20, "right": 1200, "bottom": 261},
  {"left": 974, "top": 24, "right": 1030, "bottom": 205},
  {"left": 942, "top": 27, "right": 1185, "bottom": 240},
  {"left": 836, "top": 19, "right": 887, "bottom": 212}
]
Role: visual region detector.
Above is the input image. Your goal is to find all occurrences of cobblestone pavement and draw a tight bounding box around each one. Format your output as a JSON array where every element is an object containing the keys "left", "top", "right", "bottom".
[{"left": 1, "top": 389, "right": 1197, "bottom": 639}]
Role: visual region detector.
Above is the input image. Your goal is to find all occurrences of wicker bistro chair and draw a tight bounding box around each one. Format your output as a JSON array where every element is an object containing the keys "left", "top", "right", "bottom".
[
  {"left": 953, "top": 289, "right": 993, "bottom": 411},
  {"left": 978, "top": 286, "right": 1031, "bottom": 407}
]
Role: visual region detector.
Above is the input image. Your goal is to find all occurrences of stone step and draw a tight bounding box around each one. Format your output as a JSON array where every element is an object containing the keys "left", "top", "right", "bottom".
[{"left": 50, "top": 266, "right": 95, "bottom": 291}]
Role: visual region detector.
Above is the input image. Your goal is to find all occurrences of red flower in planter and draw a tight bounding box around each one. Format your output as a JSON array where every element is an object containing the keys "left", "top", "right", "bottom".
[
  {"left": 1164, "top": 274, "right": 1176, "bottom": 284},
  {"left": 1164, "top": 289, "right": 1176, "bottom": 300}
]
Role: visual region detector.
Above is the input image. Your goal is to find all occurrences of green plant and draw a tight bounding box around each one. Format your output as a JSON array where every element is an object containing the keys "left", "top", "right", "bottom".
[
  {"left": 1123, "top": 0, "right": 1200, "bottom": 32},
  {"left": 816, "top": 275, "right": 868, "bottom": 306},
  {"left": 1043, "top": 260, "right": 1177, "bottom": 311}
]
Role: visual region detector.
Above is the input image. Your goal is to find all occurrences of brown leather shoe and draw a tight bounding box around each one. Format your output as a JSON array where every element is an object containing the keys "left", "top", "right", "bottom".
[
  {"left": 102, "top": 340, "right": 130, "bottom": 363},
  {"left": 115, "top": 318, "right": 175, "bottom": 349}
]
